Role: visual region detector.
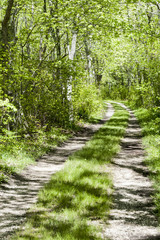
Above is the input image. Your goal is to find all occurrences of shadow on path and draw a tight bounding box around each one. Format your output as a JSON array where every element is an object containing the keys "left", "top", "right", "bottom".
[
  {"left": 103, "top": 104, "right": 160, "bottom": 240},
  {"left": 0, "top": 104, "right": 114, "bottom": 240}
]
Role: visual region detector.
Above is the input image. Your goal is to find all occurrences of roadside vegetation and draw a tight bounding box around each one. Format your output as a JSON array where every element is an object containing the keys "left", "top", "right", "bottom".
[
  {"left": 0, "top": 0, "right": 159, "bottom": 237},
  {"left": 0, "top": 91, "right": 105, "bottom": 184},
  {"left": 0, "top": 1, "right": 159, "bottom": 192},
  {"left": 12, "top": 103, "right": 129, "bottom": 240},
  {"left": 134, "top": 107, "right": 160, "bottom": 222},
  {"left": 0, "top": 127, "right": 72, "bottom": 183},
  {"left": 0, "top": 101, "right": 105, "bottom": 184}
]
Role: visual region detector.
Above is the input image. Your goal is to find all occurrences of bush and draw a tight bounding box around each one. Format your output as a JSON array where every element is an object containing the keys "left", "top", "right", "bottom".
[{"left": 73, "top": 83, "right": 102, "bottom": 120}]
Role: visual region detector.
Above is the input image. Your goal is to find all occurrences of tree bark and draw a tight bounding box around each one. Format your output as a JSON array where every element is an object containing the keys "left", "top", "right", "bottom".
[
  {"left": 44, "top": 0, "right": 47, "bottom": 12},
  {"left": 1, "top": 0, "right": 14, "bottom": 46}
]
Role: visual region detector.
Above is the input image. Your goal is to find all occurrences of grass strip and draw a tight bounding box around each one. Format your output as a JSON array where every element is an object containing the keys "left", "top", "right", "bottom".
[
  {"left": 12, "top": 103, "right": 129, "bottom": 240},
  {"left": 134, "top": 108, "right": 160, "bottom": 222}
]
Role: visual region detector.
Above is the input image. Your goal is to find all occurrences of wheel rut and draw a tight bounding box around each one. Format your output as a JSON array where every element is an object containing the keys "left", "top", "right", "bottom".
[
  {"left": 0, "top": 103, "right": 114, "bottom": 240},
  {"left": 103, "top": 103, "right": 160, "bottom": 240},
  {"left": 1, "top": 103, "right": 160, "bottom": 240}
]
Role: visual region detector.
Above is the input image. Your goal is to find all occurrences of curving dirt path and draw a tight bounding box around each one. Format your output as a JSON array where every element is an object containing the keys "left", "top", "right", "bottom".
[
  {"left": 0, "top": 103, "right": 114, "bottom": 240},
  {"left": 103, "top": 103, "right": 160, "bottom": 240},
  {"left": 1, "top": 103, "right": 160, "bottom": 240}
]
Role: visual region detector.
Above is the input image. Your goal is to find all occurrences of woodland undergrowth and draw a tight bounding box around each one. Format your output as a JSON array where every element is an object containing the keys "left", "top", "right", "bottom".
[{"left": 0, "top": 98, "right": 104, "bottom": 184}]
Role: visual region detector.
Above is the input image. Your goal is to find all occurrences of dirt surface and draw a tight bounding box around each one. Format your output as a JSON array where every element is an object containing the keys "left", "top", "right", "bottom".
[
  {"left": 1, "top": 103, "right": 160, "bottom": 240},
  {"left": 0, "top": 103, "right": 114, "bottom": 240},
  {"left": 103, "top": 103, "right": 160, "bottom": 240}
]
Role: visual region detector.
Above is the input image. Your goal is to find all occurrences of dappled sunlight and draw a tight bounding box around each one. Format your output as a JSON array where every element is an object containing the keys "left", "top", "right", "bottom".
[
  {"left": 71, "top": 106, "right": 129, "bottom": 164},
  {"left": 9, "top": 103, "right": 129, "bottom": 240},
  {"left": 104, "top": 107, "right": 160, "bottom": 240},
  {"left": 0, "top": 103, "right": 115, "bottom": 239},
  {"left": 11, "top": 159, "right": 112, "bottom": 240}
]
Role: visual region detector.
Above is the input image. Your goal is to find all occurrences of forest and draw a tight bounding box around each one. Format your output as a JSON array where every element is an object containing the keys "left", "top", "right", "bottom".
[
  {"left": 0, "top": 0, "right": 160, "bottom": 188},
  {"left": 0, "top": 0, "right": 160, "bottom": 184},
  {"left": 0, "top": 0, "right": 160, "bottom": 239},
  {"left": 0, "top": 0, "right": 159, "bottom": 132}
]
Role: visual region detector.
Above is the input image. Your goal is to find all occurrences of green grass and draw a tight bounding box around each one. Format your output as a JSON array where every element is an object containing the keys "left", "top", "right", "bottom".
[
  {"left": 134, "top": 108, "right": 160, "bottom": 221},
  {"left": 0, "top": 127, "right": 72, "bottom": 183},
  {"left": 12, "top": 103, "right": 129, "bottom": 240},
  {"left": 0, "top": 103, "right": 106, "bottom": 184}
]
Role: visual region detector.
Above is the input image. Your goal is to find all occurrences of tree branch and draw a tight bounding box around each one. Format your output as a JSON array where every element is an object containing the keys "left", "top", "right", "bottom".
[{"left": 22, "top": 24, "right": 37, "bottom": 48}]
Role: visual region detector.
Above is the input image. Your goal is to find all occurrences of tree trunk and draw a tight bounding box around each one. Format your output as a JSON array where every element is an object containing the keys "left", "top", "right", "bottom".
[
  {"left": 1, "top": 0, "right": 14, "bottom": 97},
  {"left": 1, "top": 0, "right": 14, "bottom": 46}
]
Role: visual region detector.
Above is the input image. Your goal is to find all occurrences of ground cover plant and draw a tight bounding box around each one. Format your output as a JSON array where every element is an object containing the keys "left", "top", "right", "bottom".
[
  {"left": 0, "top": 127, "right": 72, "bottom": 183},
  {"left": 12, "top": 103, "right": 129, "bottom": 240},
  {"left": 0, "top": 100, "right": 104, "bottom": 184},
  {"left": 134, "top": 108, "right": 160, "bottom": 221}
]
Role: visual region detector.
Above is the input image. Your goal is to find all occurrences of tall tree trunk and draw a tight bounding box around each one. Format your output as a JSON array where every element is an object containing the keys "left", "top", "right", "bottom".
[
  {"left": 68, "top": 33, "right": 77, "bottom": 60},
  {"left": 66, "top": 32, "right": 77, "bottom": 120},
  {"left": 1, "top": 0, "right": 14, "bottom": 46},
  {"left": 44, "top": 0, "right": 47, "bottom": 12},
  {"left": 1, "top": 0, "right": 14, "bottom": 97}
]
